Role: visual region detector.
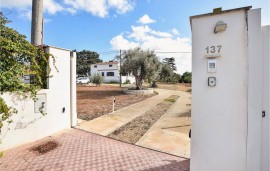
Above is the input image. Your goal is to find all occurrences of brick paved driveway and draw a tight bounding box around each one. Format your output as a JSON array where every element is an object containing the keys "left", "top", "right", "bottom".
[{"left": 0, "top": 129, "right": 189, "bottom": 171}]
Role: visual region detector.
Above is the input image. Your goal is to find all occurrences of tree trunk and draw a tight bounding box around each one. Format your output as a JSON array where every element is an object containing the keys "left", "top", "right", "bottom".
[{"left": 135, "top": 76, "right": 143, "bottom": 90}]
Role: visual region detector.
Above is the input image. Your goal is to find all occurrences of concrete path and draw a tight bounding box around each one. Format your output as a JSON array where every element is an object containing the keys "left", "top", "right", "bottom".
[
  {"left": 136, "top": 91, "right": 191, "bottom": 158},
  {"left": 77, "top": 89, "right": 181, "bottom": 136},
  {"left": 0, "top": 129, "right": 189, "bottom": 171}
]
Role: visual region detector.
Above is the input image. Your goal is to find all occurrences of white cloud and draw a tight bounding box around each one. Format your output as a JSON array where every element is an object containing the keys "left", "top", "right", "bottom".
[
  {"left": 1, "top": 0, "right": 32, "bottom": 9},
  {"left": 128, "top": 25, "right": 172, "bottom": 43},
  {"left": 151, "top": 30, "right": 172, "bottom": 38},
  {"left": 44, "top": 0, "right": 64, "bottom": 15},
  {"left": 44, "top": 18, "right": 52, "bottom": 23},
  {"left": 137, "top": 14, "right": 156, "bottom": 24},
  {"left": 19, "top": 9, "right": 32, "bottom": 20},
  {"left": 110, "top": 25, "right": 191, "bottom": 74},
  {"left": 64, "top": 0, "right": 134, "bottom": 17},
  {"left": 107, "top": 0, "right": 134, "bottom": 14},
  {"left": 171, "top": 28, "right": 180, "bottom": 35},
  {"left": 110, "top": 35, "right": 139, "bottom": 50},
  {"left": 2, "top": 0, "right": 65, "bottom": 17},
  {"left": 64, "top": 0, "right": 108, "bottom": 18},
  {"left": 66, "top": 8, "right": 77, "bottom": 15},
  {"left": 2, "top": 0, "right": 135, "bottom": 18}
]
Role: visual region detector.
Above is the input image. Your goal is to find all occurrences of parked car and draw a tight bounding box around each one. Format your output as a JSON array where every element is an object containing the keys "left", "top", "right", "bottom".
[{"left": 76, "top": 77, "right": 90, "bottom": 84}]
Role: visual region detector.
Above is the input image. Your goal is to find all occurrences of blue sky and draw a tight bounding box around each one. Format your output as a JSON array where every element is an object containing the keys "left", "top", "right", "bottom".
[{"left": 1, "top": 0, "right": 269, "bottom": 74}]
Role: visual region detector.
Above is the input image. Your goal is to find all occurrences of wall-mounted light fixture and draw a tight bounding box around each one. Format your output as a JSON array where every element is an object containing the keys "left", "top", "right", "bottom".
[{"left": 214, "top": 21, "right": 227, "bottom": 34}]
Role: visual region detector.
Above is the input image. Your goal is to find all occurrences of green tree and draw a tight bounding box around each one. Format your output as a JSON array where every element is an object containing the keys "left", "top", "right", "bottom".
[
  {"left": 76, "top": 50, "right": 102, "bottom": 75},
  {"left": 172, "top": 73, "right": 182, "bottom": 83},
  {"left": 182, "top": 72, "right": 192, "bottom": 83},
  {"left": 0, "top": 12, "right": 50, "bottom": 134},
  {"left": 163, "top": 57, "right": 177, "bottom": 71},
  {"left": 159, "top": 63, "right": 174, "bottom": 82},
  {"left": 121, "top": 48, "right": 161, "bottom": 90}
]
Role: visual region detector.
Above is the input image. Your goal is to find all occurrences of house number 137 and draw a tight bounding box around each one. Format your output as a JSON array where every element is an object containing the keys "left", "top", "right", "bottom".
[{"left": 206, "top": 45, "right": 222, "bottom": 54}]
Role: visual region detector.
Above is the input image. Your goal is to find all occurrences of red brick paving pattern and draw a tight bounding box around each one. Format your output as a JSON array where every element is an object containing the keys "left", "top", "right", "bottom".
[{"left": 0, "top": 129, "right": 189, "bottom": 171}]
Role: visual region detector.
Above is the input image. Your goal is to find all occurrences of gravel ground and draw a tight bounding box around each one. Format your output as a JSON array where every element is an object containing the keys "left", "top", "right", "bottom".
[
  {"left": 77, "top": 85, "right": 155, "bottom": 120},
  {"left": 108, "top": 95, "right": 180, "bottom": 144}
]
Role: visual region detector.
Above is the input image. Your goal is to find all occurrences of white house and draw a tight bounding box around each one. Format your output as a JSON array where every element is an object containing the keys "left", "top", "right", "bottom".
[{"left": 90, "top": 61, "right": 135, "bottom": 83}]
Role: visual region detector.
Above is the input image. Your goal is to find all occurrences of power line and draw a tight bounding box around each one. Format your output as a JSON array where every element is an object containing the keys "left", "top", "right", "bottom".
[
  {"left": 98, "top": 50, "right": 118, "bottom": 55},
  {"left": 154, "top": 51, "right": 191, "bottom": 53},
  {"left": 97, "top": 50, "right": 191, "bottom": 55}
]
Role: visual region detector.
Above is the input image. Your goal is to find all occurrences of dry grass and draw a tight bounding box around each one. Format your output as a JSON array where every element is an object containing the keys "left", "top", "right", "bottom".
[
  {"left": 30, "top": 141, "right": 59, "bottom": 155},
  {"left": 155, "top": 83, "right": 191, "bottom": 92}
]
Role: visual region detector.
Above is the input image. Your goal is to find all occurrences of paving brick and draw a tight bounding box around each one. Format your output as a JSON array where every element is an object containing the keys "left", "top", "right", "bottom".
[{"left": 0, "top": 129, "right": 189, "bottom": 171}]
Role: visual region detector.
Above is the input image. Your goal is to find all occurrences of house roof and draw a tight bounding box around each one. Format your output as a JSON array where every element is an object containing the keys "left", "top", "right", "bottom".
[
  {"left": 92, "top": 62, "right": 118, "bottom": 66},
  {"left": 189, "top": 6, "right": 252, "bottom": 29}
]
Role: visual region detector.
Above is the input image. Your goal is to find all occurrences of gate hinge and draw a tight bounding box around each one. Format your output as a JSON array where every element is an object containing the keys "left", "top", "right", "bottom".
[{"left": 262, "top": 111, "right": 266, "bottom": 118}]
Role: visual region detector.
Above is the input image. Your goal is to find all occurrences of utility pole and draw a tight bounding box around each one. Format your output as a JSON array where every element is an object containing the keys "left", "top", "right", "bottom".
[
  {"left": 31, "top": 0, "right": 43, "bottom": 46},
  {"left": 119, "top": 49, "right": 122, "bottom": 87}
]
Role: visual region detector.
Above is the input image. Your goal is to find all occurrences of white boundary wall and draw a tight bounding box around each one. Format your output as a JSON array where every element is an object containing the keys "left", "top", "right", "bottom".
[
  {"left": 190, "top": 7, "right": 265, "bottom": 171},
  {"left": 247, "top": 9, "right": 263, "bottom": 171},
  {"left": 261, "top": 25, "right": 270, "bottom": 171},
  {"left": 0, "top": 46, "right": 77, "bottom": 150}
]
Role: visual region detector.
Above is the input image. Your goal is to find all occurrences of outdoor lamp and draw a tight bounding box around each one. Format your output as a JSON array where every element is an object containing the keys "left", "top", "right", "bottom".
[{"left": 214, "top": 21, "right": 227, "bottom": 34}]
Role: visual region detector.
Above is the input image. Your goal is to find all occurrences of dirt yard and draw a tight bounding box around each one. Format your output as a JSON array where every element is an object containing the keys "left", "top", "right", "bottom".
[
  {"left": 108, "top": 95, "right": 180, "bottom": 144},
  {"left": 156, "top": 82, "right": 191, "bottom": 92},
  {"left": 77, "top": 84, "right": 155, "bottom": 120}
]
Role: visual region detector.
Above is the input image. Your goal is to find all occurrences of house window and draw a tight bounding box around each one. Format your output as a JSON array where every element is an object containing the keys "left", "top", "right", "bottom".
[
  {"left": 94, "top": 65, "right": 97, "bottom": 68},
  {"left": 109, "top": 64, "right": 112, "bottom": 67},
  {"left": 107, "top": 72, "right": 114, "bottom": 76},
  {"left": 101, "top": 72, "right": 104, "bottom": 76},
  {"left": 23, "top": 74, "right": 36, "bottom": 84}
]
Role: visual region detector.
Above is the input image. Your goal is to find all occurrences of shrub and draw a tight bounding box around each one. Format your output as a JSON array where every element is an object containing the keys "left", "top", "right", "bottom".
[
  {"left": 91, "top": 73, "right": 104, "bottom": 86},
  {"left": 108, "top": 81, "right": 119, "bottom": 84},
  {"left": 124, "top": 79, "right": 131, "bottom": 84},
  {"left": 182, "top": 72, "right": 192, "bottom": 83}
]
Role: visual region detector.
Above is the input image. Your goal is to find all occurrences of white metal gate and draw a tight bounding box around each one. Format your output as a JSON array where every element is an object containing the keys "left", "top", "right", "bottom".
[{"left": 261, "top": 25, "right": 270, "bottom": 171}]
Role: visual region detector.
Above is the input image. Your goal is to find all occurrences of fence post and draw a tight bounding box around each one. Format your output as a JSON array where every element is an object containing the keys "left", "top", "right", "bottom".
[{"left": 112, "top": 97, "right": 115, "bottom": 112}]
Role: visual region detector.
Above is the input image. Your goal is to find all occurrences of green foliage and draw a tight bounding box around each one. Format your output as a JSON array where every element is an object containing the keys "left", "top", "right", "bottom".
[
  {"left": 171, "top": 73, "right": 182, "bottom": 83},
  {"left": 108, "top": 80, "right": 119, "bottom": 84},
  {"left": 164, "top": 98, "right": 176, "bottom": 103},
  {"left": 121, "top": 48, "right": 161, "bottom": 90},
  {"left": 182, "top": 72, "right": 192, "bottom": 83},
  {"left": 76, "top": 50, "right": 102, "bottom": 75},
  {"left": 91, "top": 73, "right": 104, "bottom": 86},
  {"left": 159, "top": 63, "right": 174, "bottom": 82},
  {"left": 153, "top": 91, "right": 159, "bottom": 95},
  {"left": 0, "top": 13, "right": 51, "bottom": 134},
  {"left": 163, "top": 57, "right": 177, "bottom": 71},
  {"left": 159, "top": 63, "right": 182, "bottom": 83},
  {"left": 123, "top": 79, "right": 130, "bottom": 84}
]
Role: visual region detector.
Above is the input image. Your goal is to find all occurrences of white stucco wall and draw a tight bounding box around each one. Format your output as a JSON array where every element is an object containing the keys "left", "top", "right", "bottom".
[
  {"left": 0, "top": 46, "right": 75, "bottom": 150},
  {"left": 261, "top": 25, "right": 270, "bottom": 171},
  {"left": 190, "top": 9, "right": 250, "bottom": 171},
  {"left": 246, "top": 9, "right": 263, "bottom": 171},
  {"left": 70, "top": 51, "right": 77, "bottom": 127},
  {"left": 91, "top": 63, "right": 120, "bottom": 82},
  {"left": 190, "top": 8, "right": 265, "bottom": 171},
  {"left": 91, "top": 63, "right": 135, "bottom": 83}
]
